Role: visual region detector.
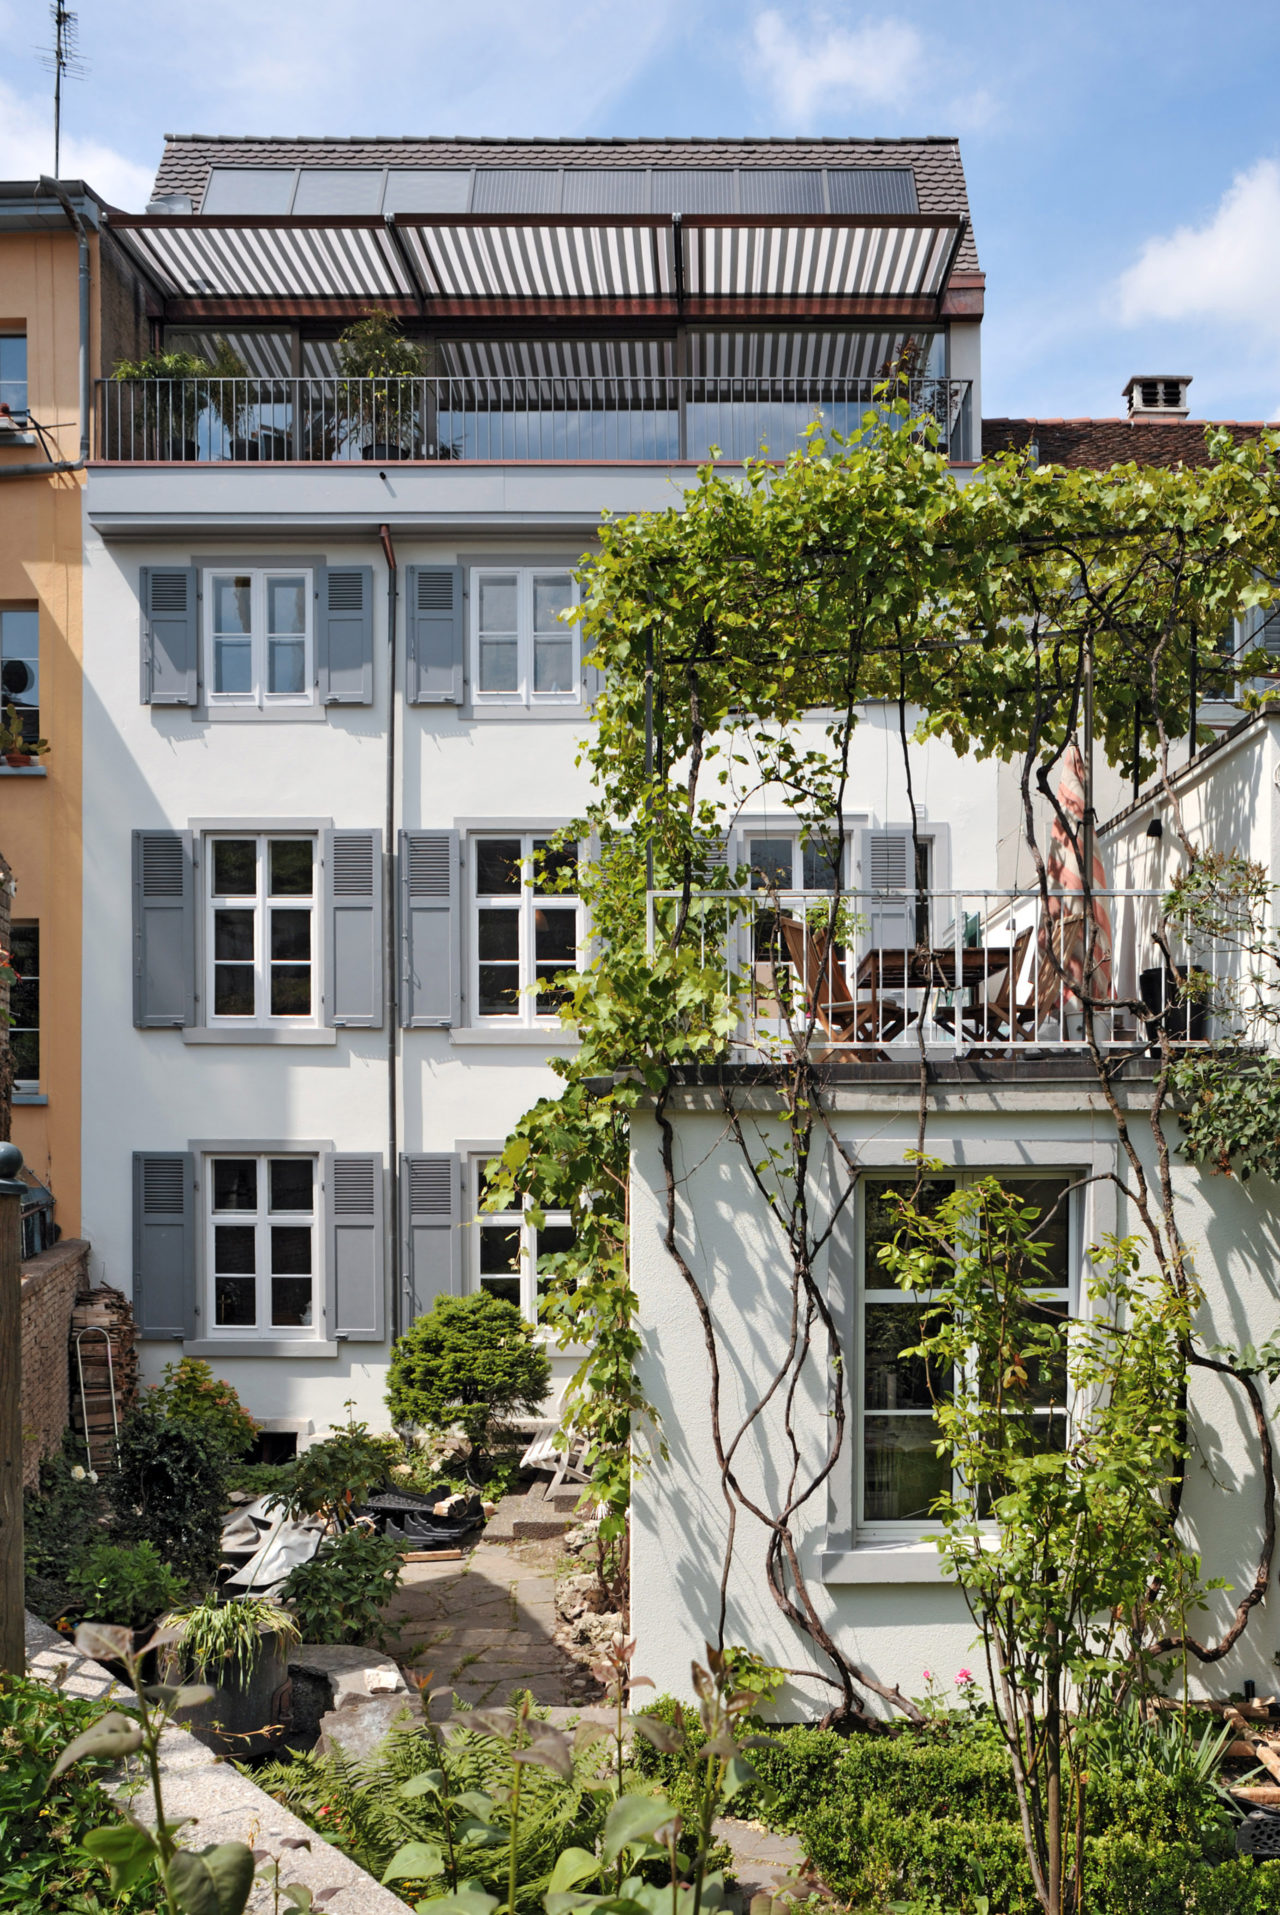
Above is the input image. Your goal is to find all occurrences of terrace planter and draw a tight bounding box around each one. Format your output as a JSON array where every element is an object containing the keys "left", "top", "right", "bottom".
[{"left": 180, "top": 1628, "right": 295, "bottom": 1759}]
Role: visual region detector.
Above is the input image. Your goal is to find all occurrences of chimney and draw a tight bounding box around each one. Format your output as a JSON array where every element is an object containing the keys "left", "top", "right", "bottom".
[{"left": 1124, "top": 375, "right": 1192, "bottom": 423}]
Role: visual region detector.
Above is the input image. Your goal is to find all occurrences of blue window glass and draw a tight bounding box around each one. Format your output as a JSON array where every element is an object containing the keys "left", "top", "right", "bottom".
[{"left": 0, "top": 337, "right": 28, "bottom": 420}]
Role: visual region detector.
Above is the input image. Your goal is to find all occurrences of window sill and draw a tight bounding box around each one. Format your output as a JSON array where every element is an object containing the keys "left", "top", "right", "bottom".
[
  {"left": 182, "top": 1027, "right": 338, "bottom": 1046},
  {"left": 451, "top": 1026, "right": 581, "bottom": 1047},
  {"left": 183, "top": 1339, "right": 339, "bottom": 1358},
  {"left": 12, "top": 1090, "right": 47, "bottom": 1105},
  {"left": 199, "top": 705, "right": 328, "bottom": 723},
  {"left": 820, "top": 1543, "right": 947, "bottom": 1584},
  {"left": 0, "top": 765, "right": 47, "bottom": 777}
]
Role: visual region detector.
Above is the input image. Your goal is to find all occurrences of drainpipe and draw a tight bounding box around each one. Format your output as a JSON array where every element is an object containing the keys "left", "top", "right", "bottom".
[
  {"left": 0, "top": 177, "right": 91, "bottom": 478},
  {"left": 380, "top": 523, "right": 401, "bottom": 1343}
]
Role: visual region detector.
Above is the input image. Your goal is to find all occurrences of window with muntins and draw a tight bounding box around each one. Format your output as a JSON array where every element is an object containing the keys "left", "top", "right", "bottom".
[
  {"left": 1, "top": 608, "right": 40, "bottom": 743},
  {"left": 472, "top": 1157, "right": 573, "bottom": 1324},
  {"left": 473, "top": 834, "right": 580, "bottom": 1024},
  {"left": 205, "top": 568, "right": 313, "bottom": 707},
  {"left": 471, "top": 568, "right": 579, "bottom": 705},
  {"left": 0, "top": 336, "right": 27, "bottom": 420},
  {"left": 857, "top": 1173, "right": 1072, "bottom": 1536},
  {"left": 207, "top": 834, "right": 316, "bottom": 1025},
  {"left": 208, "top": 1152, "right": 317, "bottom": 1334},
  {"left": 9, "top": 922, "right": 38, "bottom": 1089}
]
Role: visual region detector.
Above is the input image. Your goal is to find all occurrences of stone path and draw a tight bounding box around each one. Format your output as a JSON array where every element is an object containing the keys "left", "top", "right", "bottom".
[{"left": 385, "top": 1537, "right": 602, "bottom": 1711}]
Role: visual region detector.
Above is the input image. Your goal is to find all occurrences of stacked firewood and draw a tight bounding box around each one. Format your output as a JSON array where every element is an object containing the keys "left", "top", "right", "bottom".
[{"left": 68, "top": 1285, "right": 138, "bottom": 1473}]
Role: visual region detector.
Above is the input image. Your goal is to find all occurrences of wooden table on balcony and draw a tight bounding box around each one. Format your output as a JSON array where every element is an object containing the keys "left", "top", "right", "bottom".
[{"left": 854, "top": 943, "right": 1017, "bottom": 1042}]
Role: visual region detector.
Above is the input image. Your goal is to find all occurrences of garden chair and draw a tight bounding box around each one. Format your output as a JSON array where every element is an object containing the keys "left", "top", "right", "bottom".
[{"left": 776, "top": 915, "right": 900, "bottom": 1048}]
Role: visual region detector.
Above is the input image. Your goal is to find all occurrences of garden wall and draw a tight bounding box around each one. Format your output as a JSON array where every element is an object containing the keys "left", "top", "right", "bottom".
[{"left": 21, "top": 1237, "right": 88, "bottom": 1487}]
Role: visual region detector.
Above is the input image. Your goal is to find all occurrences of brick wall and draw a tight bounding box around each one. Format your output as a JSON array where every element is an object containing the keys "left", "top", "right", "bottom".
[{"left": 21, "top": 1238, "right": 89, "bottom": 1488}]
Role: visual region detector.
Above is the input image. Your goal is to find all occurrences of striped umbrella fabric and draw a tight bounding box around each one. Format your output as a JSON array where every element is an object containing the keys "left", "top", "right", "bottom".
[{"left": 1043, "top": 742, "right": 1113, "bottom": 997}]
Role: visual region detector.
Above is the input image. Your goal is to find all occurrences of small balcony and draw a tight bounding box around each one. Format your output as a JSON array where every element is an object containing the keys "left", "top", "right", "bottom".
[
  {"left": 93, "top": 373, "right": 973, "bottom": 466},
  {"left": 646, "top": 886, "right": 1249, "bottom": 1059}
]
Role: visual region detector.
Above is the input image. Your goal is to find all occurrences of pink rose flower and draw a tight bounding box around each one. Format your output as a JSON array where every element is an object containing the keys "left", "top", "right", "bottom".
[{"left": 955, "top": 1668, "right": 973, "bottom": 1684}]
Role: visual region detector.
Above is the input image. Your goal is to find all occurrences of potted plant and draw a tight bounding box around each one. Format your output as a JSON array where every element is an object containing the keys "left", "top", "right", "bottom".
[
  {"left": 161, "top": 1592, "right": 300, "bottom": 1758},
  {"left": 335, "top": 309, "right": 425, "bottom": 460},
  {"left": 0, "top": 701, "right": 49, "bottom": 767},
  {"left": 109, "top": 349, "right": 215, "bottom": 460}
]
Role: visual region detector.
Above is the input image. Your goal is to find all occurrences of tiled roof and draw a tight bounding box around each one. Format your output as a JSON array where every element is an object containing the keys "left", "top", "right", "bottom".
[
  {"left": 151, "top": 135, "right": 980, "bottom": 272},
  {"left": 983, "top": 417, "right": 1273, "bottom": 470}
]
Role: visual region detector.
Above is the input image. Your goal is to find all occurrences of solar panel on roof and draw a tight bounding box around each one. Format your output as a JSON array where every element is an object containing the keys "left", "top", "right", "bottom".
[
  {"left": 383, "top": 170, "right": 472, "bottom": 214},
  {"left": 471, "top": 170, "right": 562, "bottom": 214},
  {"left": 739, "top": 171, "right": 824, "bottom": 215},
  {"left": 650, "top": 170, "right": 736, "bottom": 214},
  {"left": 291, "top": 169, "right": 384, "bottom": 215},
  {"left": 826, "top": 168, "right": 918, "bottom": 215},
  {"left": 201, "top": 168, "right": 297, "bottom": 214}
]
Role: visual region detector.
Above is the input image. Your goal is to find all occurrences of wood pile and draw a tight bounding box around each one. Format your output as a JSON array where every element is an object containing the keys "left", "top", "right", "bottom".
[{"left": 69, "top": 1285, "right": 138, "bottom": 1472}]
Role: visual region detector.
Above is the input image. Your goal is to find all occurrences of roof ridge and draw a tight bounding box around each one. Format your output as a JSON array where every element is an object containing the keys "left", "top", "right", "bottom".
[{"left": 160, "top": 132, "right": 962, "bottom": 147}]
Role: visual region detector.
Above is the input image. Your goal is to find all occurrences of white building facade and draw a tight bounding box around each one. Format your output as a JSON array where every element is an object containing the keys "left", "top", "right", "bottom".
[{"left": 79, "top": 134, "right": 986, "bottom": 1447}]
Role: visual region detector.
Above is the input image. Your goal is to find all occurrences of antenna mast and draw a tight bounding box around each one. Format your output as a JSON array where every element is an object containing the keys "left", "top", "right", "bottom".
[{"left": 39, "top": 2, "right": 86, "bottom": 178}]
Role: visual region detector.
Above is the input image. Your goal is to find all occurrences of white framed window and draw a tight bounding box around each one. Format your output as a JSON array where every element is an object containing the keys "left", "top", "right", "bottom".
[
  {"left": 856, "top": 1172, "right": 1073, "bottom": 1539},
  {"left": 207, "top": 1152, "right": 318, "bottom": 1336},
  {"left": 472, "top": 833, "right": 581, "bottom": 1024},
  {"left": 471, "top": 1156, "right": 574, "bottom": 1325},
  {"left": 204, "top": 568, "right": 313, "bottom": 708},
  {"left": 742, "top": 829, "right": 845, "bottom": 894},
  {"left": 206, "top": 833, "right": 317, "bottom": 1026},
  {"left": 471, "top": 568, "right": 579, "bottom": 706}
]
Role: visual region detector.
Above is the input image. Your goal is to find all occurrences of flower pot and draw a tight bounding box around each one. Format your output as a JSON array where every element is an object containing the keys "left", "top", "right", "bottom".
[
  {"left": 4, "top": 752, "right": 33, "bottom": 768},
  {"left": 362, "top": 441, "right": 406, "bottom": 462},
  {"left": 180, "top": 1630, "right": 294, "bottom": 1759}
]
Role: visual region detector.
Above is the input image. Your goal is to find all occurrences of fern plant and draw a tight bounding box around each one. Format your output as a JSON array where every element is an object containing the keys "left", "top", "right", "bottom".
[{"left": 256, "top": 1707, "right": 611, "bottom": 1908}]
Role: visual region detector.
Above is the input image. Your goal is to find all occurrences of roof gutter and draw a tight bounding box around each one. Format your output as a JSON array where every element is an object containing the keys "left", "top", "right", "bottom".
[{"left": 0, "top": 176, "right": 91, "bottom": 478}]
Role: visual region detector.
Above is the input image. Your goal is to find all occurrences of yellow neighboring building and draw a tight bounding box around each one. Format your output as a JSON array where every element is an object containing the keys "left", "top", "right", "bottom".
[{"left": 0, "top": 180, "right": 147, "bottom": 1235}]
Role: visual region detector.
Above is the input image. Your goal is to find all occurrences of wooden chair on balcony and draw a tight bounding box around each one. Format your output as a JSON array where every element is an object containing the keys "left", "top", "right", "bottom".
[
  {"left": 776, "top": 915, "right": 901, "bottom": 1049},
  {"left": 934, "top": 925, "right": 1035, "bottom": 1045}
]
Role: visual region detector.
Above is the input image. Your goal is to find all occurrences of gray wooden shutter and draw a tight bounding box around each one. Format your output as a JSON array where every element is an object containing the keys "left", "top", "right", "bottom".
[
  {"left": 324, "top": 1152, "right": 385, "bottom": 1341},
  {"left": 323, "top": 828, "right": 383, "bottom": 1027},
  {"left": 862, "top": 830, "right": 919, "bottom": 949},
  {"left": 317, "top": 563, "right": 374, "bottom": 704},
  {"left": 132, "top": 829, "right": 196, "bottom": 1027},
  {"left": 401, "top": 1152, "right": 462, "bottom": 1324},
  {"left": 132, "top": 1151, "right": 195, "bottom": 1339},
  {"left": 141, "top": 566, "right": 198, "bottom": 706},
  {"left": 406, "top": 565, "right": 464, "bottom": 704},
  {"left": 399, "top": 829, "right": 460, "bottom": 1027}
]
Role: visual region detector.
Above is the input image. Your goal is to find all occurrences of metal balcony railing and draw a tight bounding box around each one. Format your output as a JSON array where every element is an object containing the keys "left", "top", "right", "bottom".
[
  {"left": 94, "top": 374, "right": 973, "bottom": 465},
  {"left": 644, "top": 887, "right": 1254, "bottom": 1058}
]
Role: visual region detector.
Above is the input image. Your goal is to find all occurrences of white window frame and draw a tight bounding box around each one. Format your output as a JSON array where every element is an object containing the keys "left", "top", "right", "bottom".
[
  {"left": 737, "top": 827, "right": 849, "bottom": 893},
  {"left": 470, "top": 831, "right": 582, "bottom": 1028},
  {"left": 205, "top": 1149, "right": 320, "bottom": 1340},
  {"left": 855, "top": 1169, "right": 1077, "bottom": 1543},
  {"left": 470, "top": 566, "right": 581, "bottom": 708},
  {"left": 468, "top": 1154, "right": 573, "bottom": 1328},
  {"left": 205, "top": 831, "right": 319, "bottom": 1029},
  {"left": 203, "top": 566, "right": 314, "bottom": 709}
]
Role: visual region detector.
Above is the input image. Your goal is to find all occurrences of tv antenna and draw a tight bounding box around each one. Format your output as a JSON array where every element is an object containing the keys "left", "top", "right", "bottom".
[{"left": 37, "top": 2, "right": 88, "bottom": 178}]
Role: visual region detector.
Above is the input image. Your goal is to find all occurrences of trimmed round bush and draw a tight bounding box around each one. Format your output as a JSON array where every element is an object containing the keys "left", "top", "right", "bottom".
[{"left": 386, "top": 1291, "right": 551, "bottom": 1461}]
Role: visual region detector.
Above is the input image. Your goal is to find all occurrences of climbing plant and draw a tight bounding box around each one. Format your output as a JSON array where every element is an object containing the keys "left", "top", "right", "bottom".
[{"left": 489, "top": 400, "right": 1280, "bottom": 1758}]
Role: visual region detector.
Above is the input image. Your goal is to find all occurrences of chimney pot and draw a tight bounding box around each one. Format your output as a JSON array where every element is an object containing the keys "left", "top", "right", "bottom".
[{"left": 1123, "top": 375, "right": 1192, "bottom": 423}]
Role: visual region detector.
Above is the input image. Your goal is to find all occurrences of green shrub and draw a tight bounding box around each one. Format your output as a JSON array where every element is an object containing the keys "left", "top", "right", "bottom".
[
  {"left": 67, "top": 1540, "right": 185, "bottom": 1631},
  {"left": 267, "top": 1418, "right": 394, "bottom": 1526},
  {"left": 386, "top": 1292, "right": 551, "bottom": 1465},
  {"left": 23, "top": 1434, "right": 108, "bottom": 1602},
  {"left": 280, "top": 1526, "right": 404, "bottom": 1644},
  {"left": 146, "top": 1357, "right": 257, "bottom": 1468},
  {"left": 0, "top": 1675, "right": 165, "bottom": 1911},
  {"left": 110, "top": 1397, "right": 227, "bottom": 1585}
]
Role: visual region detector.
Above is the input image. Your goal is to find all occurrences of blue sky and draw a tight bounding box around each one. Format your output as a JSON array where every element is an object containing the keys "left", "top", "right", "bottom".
[{"left": 4, "top": 0, "right": 1280, "bottom": 421}]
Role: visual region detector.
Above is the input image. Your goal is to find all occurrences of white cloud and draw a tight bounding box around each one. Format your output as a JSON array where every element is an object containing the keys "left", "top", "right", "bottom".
[
  {"left": 1117, "top": 159, "right": 1280, "bottom": 335},
  {"left": 0, "top": 78, "right": 154, "bottom": 209},
  {"left": 747, "top": 10, "right": 922, "bottom": 126}
]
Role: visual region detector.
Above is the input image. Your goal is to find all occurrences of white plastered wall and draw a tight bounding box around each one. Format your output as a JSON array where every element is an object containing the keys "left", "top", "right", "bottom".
[{"left": 629, "top": 1087, "right": 1280, "bottom": 1716}]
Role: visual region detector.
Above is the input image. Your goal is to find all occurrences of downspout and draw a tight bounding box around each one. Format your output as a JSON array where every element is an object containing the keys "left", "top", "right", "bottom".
[
  {"left": 380, "top": 523, "right": 401, "bottom": 1343},
  {"left": 0, "top": 177, "right": 91, "bottom": 478}
]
